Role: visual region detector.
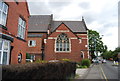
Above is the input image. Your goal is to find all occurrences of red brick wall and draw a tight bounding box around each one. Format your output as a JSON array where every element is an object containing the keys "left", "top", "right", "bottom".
[
  {"left": 27, "top": 37, "right": 42, "bottom": 54},
  {"left": 1, "top": 1, "right": 29, "bottom": 64},
  {"left": 45, "top": 23, "right": 89, "bottom": 62}
]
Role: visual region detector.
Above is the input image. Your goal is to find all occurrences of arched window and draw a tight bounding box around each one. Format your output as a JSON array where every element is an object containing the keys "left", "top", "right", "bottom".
[{"left": 56, "top": 33, "right": 70, "bottom": 52}]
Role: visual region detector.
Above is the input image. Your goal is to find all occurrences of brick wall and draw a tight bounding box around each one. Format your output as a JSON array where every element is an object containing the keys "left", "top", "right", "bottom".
[
  {"left": 1, "top": 1, "right": 29, "bottom": 64},
  {"left": 45, "top": 23, "right": 89, "bottom": 62},
  {"left": 27, "top": 37, "right": 42, "bottom": 54}
]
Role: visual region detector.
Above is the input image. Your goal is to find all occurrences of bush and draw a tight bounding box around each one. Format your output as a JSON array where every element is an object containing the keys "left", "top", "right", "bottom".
[
  {"left": 35, "top": 59, "right": 48, "bottom": 63},
  {"left": 76, "top": 64, "right": 87, "bottom": 68},
  {"left": 61, "top": 58, "right": 71, "bottom": 62},
  {"left": 81, "top": 59, "right": 91, "bottom": 68},
  {"left": 2, "top": 61, "right": 76, "bottom": 80}
]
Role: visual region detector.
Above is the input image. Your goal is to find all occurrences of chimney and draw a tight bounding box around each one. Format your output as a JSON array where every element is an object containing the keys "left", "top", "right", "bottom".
[{"left": 82, "top": 16, "right": 84, "bottom": 21}]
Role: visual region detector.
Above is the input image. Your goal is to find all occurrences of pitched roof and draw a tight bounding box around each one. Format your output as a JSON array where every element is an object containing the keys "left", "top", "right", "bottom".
[
  {"left": 28, "top": 15, "right": 88, "bottom": 33},
  {"left": 51, "top": 21, "right": 87, "bottom": 33},
  {"left": 28, "top": 15, "right": 51, "bottom": 32},
  {"left": 28, "top": 34, "right": 43, "bottom": 37}
]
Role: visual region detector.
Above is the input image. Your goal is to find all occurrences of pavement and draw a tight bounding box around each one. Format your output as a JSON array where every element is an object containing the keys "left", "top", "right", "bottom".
[
  {"left": 75, "top": 62, "right": 119, "bottom": 80},
  {"left": 75, "top": 64, "right": 93, "bottom": 79},
  {"left": 75, "top": 68, "right": 89, "bottom": 79}
]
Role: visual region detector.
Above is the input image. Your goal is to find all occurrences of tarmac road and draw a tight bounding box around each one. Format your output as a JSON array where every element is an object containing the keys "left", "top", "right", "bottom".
[
  {"left": 101, "top": 61, "right": 118, "bottom": 79},
  {"left": 83, "top": 61, "right": 119, "bottom": 81}
]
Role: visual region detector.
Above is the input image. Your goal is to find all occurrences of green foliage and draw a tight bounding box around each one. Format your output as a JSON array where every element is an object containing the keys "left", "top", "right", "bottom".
[
  {"left": 35, "top": 59, "right": 48, "bottom": 63},
  {"left": 2, "top": 62, "right": 76, "bottom": 79},
  {"left": 88, "top": 30, "right": 107, "bottom": 59},
  {"left": 112, "top": 47, "right": 120, "bottom": 60},
  {"left": 77, "top": 65, "right": 87, "bottom": 68},
  {"left": 61, "top": 58, "right": 71, "bottom": 62},
  {"left": 101, "top": 47, "right": 120, "bottom": 61},
  {"left": 101, "top": 50, "right": 112, "bottom": 60},
  {"left": 76, "top": 63, "right": 88, "bottom": 68},
  {"left": 81, "top": 59, "right": 91, "bottom": 68},
  {"left": 26, "top": 53, "right": 31, "bottom": 59}
]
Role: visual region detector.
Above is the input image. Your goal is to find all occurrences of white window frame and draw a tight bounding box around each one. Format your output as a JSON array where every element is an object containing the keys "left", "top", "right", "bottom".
[
  {"left": 55, "top": 33, "right": 71, "bottom": 53},
  {"left": 0, "top": 39, "right": 10, "bottom": 65},
  {"left": 0, "top": 1, "right": 8, "bottom": 26},
  {"left": 30, "top": 54, "right": 35, "bottom": 60},
  {"left": 18, "top": 17, "right": 26, "bottom": 39},
  {"left": 28, "top": 40, "right": 36, "bottom": 47}
]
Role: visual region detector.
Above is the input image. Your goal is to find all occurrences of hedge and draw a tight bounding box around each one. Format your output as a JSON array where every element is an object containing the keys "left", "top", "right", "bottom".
[
  {"left": 2, "top": 61, "right": 76, "bottom": 80},
  {"left": 81, "top": 59, "right": 91, "bottom": 68}
]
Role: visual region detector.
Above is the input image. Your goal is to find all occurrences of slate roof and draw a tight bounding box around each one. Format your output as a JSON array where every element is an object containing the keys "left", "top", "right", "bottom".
[
  {"left": 28, "top": 15, "right": 51, "bottom": 32},
  {"left": 28, "top": 34, "right": 43, "bottom": 37},
  {"left": 28, "top": 15, "right": 88, "bottom": 33},
  {"left": 51, "top": 21, "right": 87, "bottom": 33}
]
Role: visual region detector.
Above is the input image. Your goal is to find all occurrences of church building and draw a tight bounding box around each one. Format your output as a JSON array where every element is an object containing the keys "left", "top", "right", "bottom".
[{"left": 27, "top": 14, "right": 89, "bottom": 62}]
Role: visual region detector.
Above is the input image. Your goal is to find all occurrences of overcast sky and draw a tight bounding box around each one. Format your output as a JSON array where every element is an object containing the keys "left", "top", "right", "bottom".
[{"left": 27, "top": 0, "right": 119, "bottom": 51}]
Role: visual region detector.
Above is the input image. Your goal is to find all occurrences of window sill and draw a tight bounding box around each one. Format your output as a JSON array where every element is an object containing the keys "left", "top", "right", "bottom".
[
  {"left": 28, "top": 46, "right": 36, "bottom": 47},
  {"left": 17, "top": 37, "right": 26, "bottom": 42},
  {"left": 55, "top": 51, "right": 71, "bottom": 53},
  {"left": 0, "top": 24, "right": 7, "bottom": 30}
]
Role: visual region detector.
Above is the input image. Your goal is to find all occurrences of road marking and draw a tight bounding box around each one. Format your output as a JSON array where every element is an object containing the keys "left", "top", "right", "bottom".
[
  {"left": 100, "top": 65, "right": 108, "bottom": 81},
  {"left": 99, "top": 67, "right": 104, "bottom": 79}
]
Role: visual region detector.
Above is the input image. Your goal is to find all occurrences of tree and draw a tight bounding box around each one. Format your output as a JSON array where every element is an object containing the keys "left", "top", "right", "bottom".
[
  {"left": 112, "top": 47, "right": 120, "bottom": 61},
  {"left": 101, "top": 50, "right": 112, "bottom": 60},
  {"left": 88, "top": 30, "right": 107, "bottom": 59},
  {"left": 101, "top": 47, "right": 120, "bottom": 61}
]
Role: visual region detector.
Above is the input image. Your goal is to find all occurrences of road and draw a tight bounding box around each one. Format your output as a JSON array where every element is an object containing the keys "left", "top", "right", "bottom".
[
  {"left": 83, "top": 60, "right": 119, "bottom": 81},
  {"left": 101, "top": 61, "right": 118, "bottom": 79}
]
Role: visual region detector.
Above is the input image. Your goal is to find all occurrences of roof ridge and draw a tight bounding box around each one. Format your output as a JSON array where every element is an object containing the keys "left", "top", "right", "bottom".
[
  {"left": 30, "top": 15, "right": 51, "bottom": 16},
  {"left": 53, "top": 21, "right": 83, "bottom": 22}
]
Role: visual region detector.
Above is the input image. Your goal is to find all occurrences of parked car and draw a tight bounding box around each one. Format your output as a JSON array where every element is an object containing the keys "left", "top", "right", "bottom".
[{"left": 102, "top": 59, "right": 106, "bottom": 63}]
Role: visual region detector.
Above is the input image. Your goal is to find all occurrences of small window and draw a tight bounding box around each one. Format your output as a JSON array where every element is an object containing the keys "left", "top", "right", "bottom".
[
  {"left": 31, "top": 55, "right": 35, "bottom": 61},
  {"left": 18, "top": 53, "right": 22, "bottom": 63},
  {"left": 28, "top": 40, "right": 36, "bottom": 47},
  {"left": 81, "top": 52, "right": 84, "bottom": 59}
]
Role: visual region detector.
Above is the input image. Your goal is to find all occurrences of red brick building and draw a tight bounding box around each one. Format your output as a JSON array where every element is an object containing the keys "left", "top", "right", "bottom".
[
  {"left": 0, "top": 0, "right": 29, "bottom": 65},
  {"left": 27, "top": 15, "right": 89, "bottom": 62}
]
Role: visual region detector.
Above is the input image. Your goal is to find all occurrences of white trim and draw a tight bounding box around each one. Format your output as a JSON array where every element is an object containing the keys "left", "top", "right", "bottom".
[
  {"left": 56, "top": 30, "right": 69, "bottom": 32},
  {"left": 87, "top": 30, "right": 90, "bottom": 59},
  {"left": 82, "top": 38, "right": 87, "bottom": 39},
  {"left": 85, "top": 45, "right": 88, "bottom": 47},
  {"left": 79, "top": 39, "right": 82, "bottom": 43},
  {"left": 47, "top": 30, "right": 50, "bottom": 34},
  {"left": 0, "top": 2, "right": 8, "bottom": 26},
  {"left": 0, "top": 33, "right": 14, "bottom": 39},
  {"left": 44, "top": 39, "right": 47, "bottom": 43},
  {"left": 17, "top": 17, "right": 26, "bottom": 39},
  {"left": 54, "top": 36, "right": 71, "bottom": 53},
  {"left": 28, "top": 40, "right": 36, "bottom": 47},
  {"left": 48, "top": 37, "right": 78, "bottom": 40},
  {"left": 48, "top": 37, "right": 57, "bottom": 39},
  {"left": 70, "top": 37, "right": 77, "bottom": 39}
]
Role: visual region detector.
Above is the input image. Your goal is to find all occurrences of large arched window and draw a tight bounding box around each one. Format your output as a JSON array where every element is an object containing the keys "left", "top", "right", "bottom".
[{"left": 56, "top": 33, "right": 70, "bottom": 52}]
